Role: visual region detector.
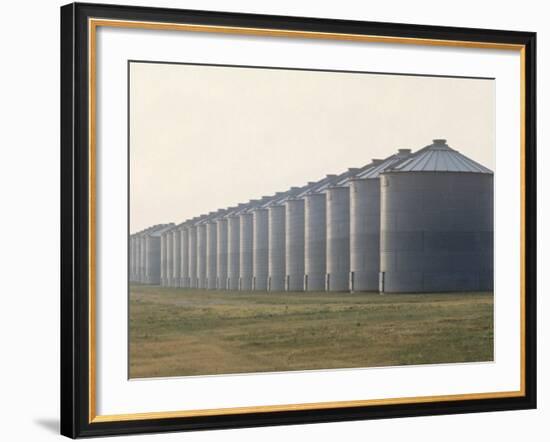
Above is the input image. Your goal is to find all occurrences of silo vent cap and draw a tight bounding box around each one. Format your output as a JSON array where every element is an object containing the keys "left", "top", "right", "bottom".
[
  {"left": 428, "top": 139, "right": 453, "bottom": 151},
  {"left": 398, "top": 149, "right": 411, "bottom": 155}
]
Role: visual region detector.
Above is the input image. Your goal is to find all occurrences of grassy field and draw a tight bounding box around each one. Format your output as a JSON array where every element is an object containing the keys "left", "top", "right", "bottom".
[{"left": 129, "top": 285, "right": 493, "bottom": 378}]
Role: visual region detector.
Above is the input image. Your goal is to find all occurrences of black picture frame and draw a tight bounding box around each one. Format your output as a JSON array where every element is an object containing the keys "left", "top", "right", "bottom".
[{"left": 60, "top": 2, "right": 537, "bottom": 438}]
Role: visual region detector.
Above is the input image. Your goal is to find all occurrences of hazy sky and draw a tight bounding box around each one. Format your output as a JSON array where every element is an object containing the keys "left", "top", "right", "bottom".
[{"left": 130, "top": 62, "right": 494, "bottom": 233}]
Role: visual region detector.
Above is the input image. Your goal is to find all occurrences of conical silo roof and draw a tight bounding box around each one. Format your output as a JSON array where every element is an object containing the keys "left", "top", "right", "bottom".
[
  {"left": 355, "top": 149, "right": 413, "bottom": 179},
  {"left": 134, "top": 223, "right": 174, "bottom": 237},
  {"left": 387, "top": 139, "right": 492, "bottom": 173}
]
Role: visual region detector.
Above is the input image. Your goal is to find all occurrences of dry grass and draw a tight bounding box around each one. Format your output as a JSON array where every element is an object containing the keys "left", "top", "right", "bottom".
[{"left": 129, "top": 286, "right": 493, "bottom": 378}]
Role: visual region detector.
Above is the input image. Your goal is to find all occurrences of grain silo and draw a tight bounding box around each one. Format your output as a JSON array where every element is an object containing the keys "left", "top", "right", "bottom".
[
  {"left": 216, "top": 215, "right": 230, "bottom": 289},
  {"left": 158, "top": 233, "right": 166, "bottom": 285},
  {"left": 325, "top": 168, "right": 363, "bottom": 291},
  {"left": 252, "top": 206, "right": 270, "bottom": 290},
  {"left": 303, "top": 193, "right": 326, "bottom": 291},
  {"left": 380, "top": 139, "right": 493, "bottom": 293},
  {"left": 285, "top": 198, "right": 306, "bottom": 291},
  {"left": 349, "top": 149, "right": 412, "bottom": 292},
  {"left": 241, "top": 199, "right": 272, "bottom": 291},
  {"left": 138, "top": 230, "right": 146, "bottom": 282},
  {"left": 165, "top": 228, "right": 173, "bottom": 286},
  {"left": 134, "top": 235, "right": 140, "bottom": 282},
  {"left": 197, "top": 220, "right": 208, "bottom": 289},
  {"left": 129, "top": 235, "right": 135, "bottom": 282},
  {"left": 179, "top": 224, "right": 189, "bottom": 288},
  {"left": 227, "top": 204, "right": 246, "bottom": 290},
  {"left": 141, "top": 224, "right": 174, "bottom": 285},
  {"left": 238, "top": 205, "right": 254, "bottom": 290},
  {"left": 303, "top": 175, "right": 340, "bottom": 291},
  {"left": 249, "top": 193, "right": 283, "bottom": 291},
  {"left": 267, "top": 187, "right": 303, "bottom": 291},
  {"left": 132, "top": 234, "right": 141, "bottom": 283},
  {"left": 130, "top": 232, "right": 139, "bottom": 282},
  {"left": 160, "top": 229, "right": 170, "bottom": 286},
  {"left": 171, "top": 226, "right": 182, "bottom": 287},
  {"left": 283, "top": 180, "right": 323, "bottom": 291},
  {"left": 267, "top": 207, "right": 285, "bottom": 291},
  {"left": 187, "top": 220, "right": 198, "bottom": 288},
  {"left": 141, "top": 229, "right": 151, "bottom": 284},
  {"left": 205, "top": 213, "right": 221, "bottom": 289},
  {"left": 162, "top": 229, "right": 170, "bottom": 287}
]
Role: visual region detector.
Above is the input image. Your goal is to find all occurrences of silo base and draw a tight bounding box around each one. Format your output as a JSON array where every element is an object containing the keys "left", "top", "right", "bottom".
[
  {"left": 350, "top": 270, "right": 379, "bottom": 292},
  {"left": 304, "top": 273, "right": 325, "bottom": 291},
  {"left": 326, "top": 272, "right": 349, "bottom": 292},
  {"left": 381, "top": 271, "right": 493, "bottom": 293},
  {"left": 239, "top": 277, "right": 253, "bottom": 290},
  {"left": 268, "top": 275, "right": 285, "bottom": 292},
  {"left": 227, "top": 278, "right": 239, "bottom": 290},
  {"left": 286, "top": 274, "right": 305, "bottom": 291},
  {"left": 252, "top": 276, "right": 268, "bottom": 291}
]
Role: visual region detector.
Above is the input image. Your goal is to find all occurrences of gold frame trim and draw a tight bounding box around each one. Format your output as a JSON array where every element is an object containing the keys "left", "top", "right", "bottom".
[{"left": 88, "top": 18, "right": 527, "bottom": 424}]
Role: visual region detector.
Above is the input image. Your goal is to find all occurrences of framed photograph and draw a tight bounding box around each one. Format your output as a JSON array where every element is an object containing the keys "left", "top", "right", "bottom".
[{"left": 60, "top": 2, "right": 536, "bottom": 438}]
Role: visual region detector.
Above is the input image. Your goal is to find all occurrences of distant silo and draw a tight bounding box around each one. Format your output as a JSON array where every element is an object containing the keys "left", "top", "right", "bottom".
[
  {"left": 159, "top": 233, "right": 166, "bottom": 286},
  {"left": 139, "top": 233, "right": 146, "bottom": 282},
  {"left": 304, "top": 193, "right": 327, "bottom": 291},
  {"left": 141, "top": 232, "right": 149, "bottom": 283},
  {"left": 139, "top": 224, "right": 174, "bottom": 285},
  {"left": 197, "top": 223, "right": 207, "bottom": 289},
  {"left": 135, "top": 233, "right": 140, "bottom": 282},
  {"left": 165, "top": 229, "right": 173, "bottom": 286},
  {"left": 130, "top": 235, "right": 137, "bottom": 282},
  {"left": 129, "top": 236, "right": 134, "bottom": 282},
  {"left": 239, "top": 211, "right": 255, "bottom": 290},
  {"left": 227, "top": 215, "right": 241, "bottom": 290},
  {"left": 171, "top": 227, "right": 181, "bottom": 287},
  {"left": 265, "top": 186, "right": 310, "bottom": 292},
  {"left": 144, "top": 235, "right": 155, "bottom": 284},
  {"left": 206, "top": 220, "right": 218, "bottom": 289},
  {"left": 349, "top": 178, "right": 379, "bottom": 292},
  {"left": 187, "top": 224, "right": 198, "bottom": 288},
  {"left": 134, "top": 235, "right": 140, "bottom": 282},
  {"left": 268, "top": 204, "right": 286, "bottom": 291},
  {"left": 180, "top": 226, "right": 189, "bottom": 288},
  {"left": 301, "top": 174, "right": 341, "bottom": 291},
  {"left": 134, "top": 235, "right": 139, "bottom": 282},
  {"left": 136, "top": 235, "right": 141, "bottom": 282},
  {"left": 216, "top": 217, "right": 229, "bottom": 289},
  {"left": 252, "top": 208, "right": 269, "bottom": 290},
  {"left": 163, "top": 230, "right": 170, "bottom": 287},
  {"left": 285, "top": 198, "right": 306, "bottom": 291},
  {"left": 349, "top": 150, "right": 412, "bottom": 292},
  {"left": 326, "top": 186, "right": 351, "bottom": 291},
  {"left": 380, "top": 139, "right": 494, "bottom": 293},
  {"left": 129, "top": 235, "right": 133, "bottom": 281},
  {"left": 144, "top": 231, "right": 160, "bottom": 284}
]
